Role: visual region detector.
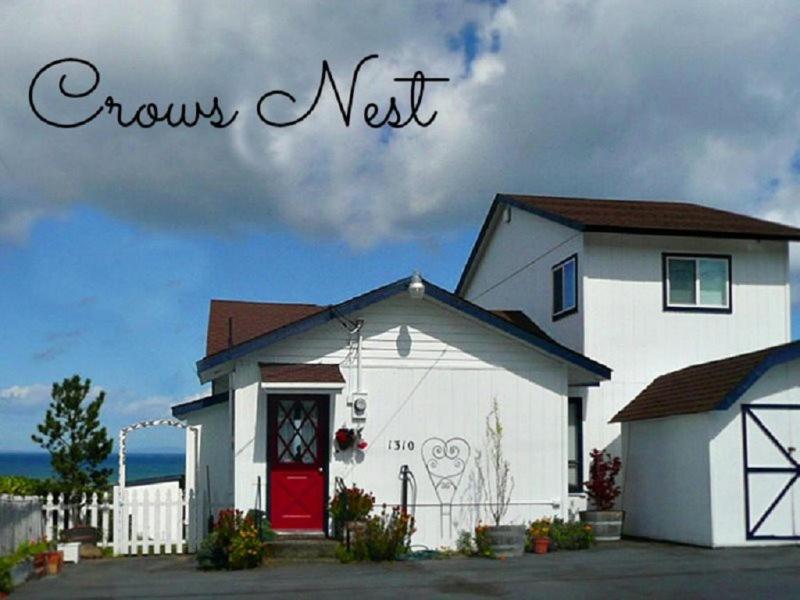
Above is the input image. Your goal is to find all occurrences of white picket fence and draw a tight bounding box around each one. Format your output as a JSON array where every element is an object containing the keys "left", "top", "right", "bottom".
[
  {"left": 38, "top": 488, "right": 195, "bottom": 556},
  {"left": 42, "top": 493, "right": 113, "bottom": 549}
]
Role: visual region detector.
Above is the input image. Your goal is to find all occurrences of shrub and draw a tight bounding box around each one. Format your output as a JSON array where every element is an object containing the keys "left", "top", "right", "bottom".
[
  {"left": 196, "top": 509, "right": 269, "bottom": 570},
  {"left": 0, "top": 475, "right": 62, "bottom": 497},
  {"left": 473, "top": 522, "right": 494, "bottom": 558},
  {"left": 584, "top": 449, "right": 622, "bottom": 511},
  {"left": 550, "top": 519, "right": 594, "bottom": 551},
  {"left": 350, "top": 506, "right": 415, "bottom": 561},
  {"left": 330, "top": 484, "right": 375, "bottom": 538},
  {"left": 456, "top": 530, "right": 474, "bottom": 556}
]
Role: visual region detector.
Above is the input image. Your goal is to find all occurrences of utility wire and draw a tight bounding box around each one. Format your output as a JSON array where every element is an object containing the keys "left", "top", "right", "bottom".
[{"left": 469, "top": 232, "right": 581, "bottom": 301}]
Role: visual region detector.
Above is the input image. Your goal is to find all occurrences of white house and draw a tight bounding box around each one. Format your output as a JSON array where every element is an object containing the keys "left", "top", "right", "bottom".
[
  {"left": 456, "top": 194, "right": 799, "bottom": 503},
  {"left": 173, "top": 193, "right": 800, "bottom": 548},
  {"left": 172, "top": 277, "right": 611, "bottom": 549},
  {"left": 614, "top": 341, "right": 800, "bottom": 546}
]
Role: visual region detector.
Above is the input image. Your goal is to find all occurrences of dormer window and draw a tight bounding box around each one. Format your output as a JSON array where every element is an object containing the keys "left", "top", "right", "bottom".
[
  {"left": 552, "top": 254, "right": 578, "bottom": 320},
  {"left": 663, "top": 254, "right": 731, "bottom": 312}
]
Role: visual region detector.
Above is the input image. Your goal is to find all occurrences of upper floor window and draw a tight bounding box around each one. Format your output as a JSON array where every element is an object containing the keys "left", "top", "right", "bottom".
[
  {"left": 552, "top": 254, "right": 578, "bottom": 320},
  {"left": 663, "top": 254, "right": 731, "bottom": 312}
]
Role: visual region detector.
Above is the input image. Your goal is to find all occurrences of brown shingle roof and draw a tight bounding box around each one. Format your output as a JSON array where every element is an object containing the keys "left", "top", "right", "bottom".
[
  {"left": 502, "top": 194, "right": 800, "bottom": 240},
  {"left": 490, "top": 309, "right": 558, "bottom": 345},
  {"left": 612, "top": 341, "right": 800, "bottom": 422},
  {"left": 260, "top": 363, "right": 345, "bottom": 384},
  {"left": 206, "top": 300, "right": 324, "bottom": 357}
]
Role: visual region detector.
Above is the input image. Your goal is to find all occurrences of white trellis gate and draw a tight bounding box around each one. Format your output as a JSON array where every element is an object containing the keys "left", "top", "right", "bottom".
[{"left": 112, "top": 418, "right": 198, "bottom": 555}]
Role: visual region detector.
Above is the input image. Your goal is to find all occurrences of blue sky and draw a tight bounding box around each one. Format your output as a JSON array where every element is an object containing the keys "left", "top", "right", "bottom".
[
  {"left": 3, "top": 1, "right": 800, "bottom": 452},
  {"left": 0, "top": 206, "right": 477, "bottom": 451}
]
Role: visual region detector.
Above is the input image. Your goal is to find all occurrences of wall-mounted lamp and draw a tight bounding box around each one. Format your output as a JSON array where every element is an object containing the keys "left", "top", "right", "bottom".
[{"left": 408, "top": 272, "right": 425, "bottom": 300}]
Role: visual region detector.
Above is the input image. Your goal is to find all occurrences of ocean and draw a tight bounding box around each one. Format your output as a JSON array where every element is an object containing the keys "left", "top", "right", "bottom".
[{"left": 0, "top": 452, "right": 185, "bottom": 482}]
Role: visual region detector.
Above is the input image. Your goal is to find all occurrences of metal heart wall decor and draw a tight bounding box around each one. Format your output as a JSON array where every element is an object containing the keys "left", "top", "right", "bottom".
[{"left": 421, "top": 436, "right": 471, "bottom": 537}]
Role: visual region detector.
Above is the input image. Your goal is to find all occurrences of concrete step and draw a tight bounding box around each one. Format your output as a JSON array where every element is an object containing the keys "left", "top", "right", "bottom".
[{"left": 265, "top": 538, "right": 339, "bottom": 559}]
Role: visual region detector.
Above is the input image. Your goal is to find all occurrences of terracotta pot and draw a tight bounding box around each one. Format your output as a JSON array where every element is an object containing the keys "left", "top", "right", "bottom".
[
  {"left": 532, "top": 536, "right": 550, "bottom": 555},
  {"left": 45, "top": 551, "right": 63, "bottom": 576},
  {"left": 33, "top": 553, "right": 47, "bottom": 577}
]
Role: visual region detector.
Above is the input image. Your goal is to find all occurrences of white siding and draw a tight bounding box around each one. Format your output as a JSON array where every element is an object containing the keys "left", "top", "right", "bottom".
[
  {"left": 583, "top": 233, "right": 790, "bottom": 463},
  {"left": 622, "top": 357, "right": 800, "bottom": 547},
  {"left": 621, "top": 414, "right": 714, "bottom": 546},
  {"left": 231, "top": 293, "right": 573, "bottom": 549},
  {"left": 185, "top": 403, "right": 231, "bottom": 523},
  {"left": 461, "top": 206, "right": 585, "bottom": 352}
]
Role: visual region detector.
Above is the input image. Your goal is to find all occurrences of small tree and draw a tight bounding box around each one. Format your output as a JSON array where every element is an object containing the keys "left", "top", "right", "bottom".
[
  {"left": 31, "top": 375, "right": 113, "bottom": 505},
  {"left": 474, "top": 398, "right": 514, "bottom": 526},
  {"left": 584, "top": 449, "right": 622, "bottom": 511}
]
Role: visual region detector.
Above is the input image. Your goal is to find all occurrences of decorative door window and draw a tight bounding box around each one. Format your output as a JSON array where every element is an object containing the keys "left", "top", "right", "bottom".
[{"left": 276, "top": 399, "right": 319, "bottom": 464}]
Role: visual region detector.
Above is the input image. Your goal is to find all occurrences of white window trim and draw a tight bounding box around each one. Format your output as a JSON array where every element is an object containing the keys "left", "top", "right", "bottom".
[{"left": 664, "top": 255, "right": 731, "bottom": 310}]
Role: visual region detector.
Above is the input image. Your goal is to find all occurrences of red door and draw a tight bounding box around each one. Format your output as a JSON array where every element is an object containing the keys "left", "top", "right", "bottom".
[{"left": 268, "top": 394, "right": 329, "bottom": 531}]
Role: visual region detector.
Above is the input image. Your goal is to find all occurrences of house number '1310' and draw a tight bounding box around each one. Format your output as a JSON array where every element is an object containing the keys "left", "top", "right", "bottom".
[{"left": 388, "top": 440, "right": 415, "bottom": 451}]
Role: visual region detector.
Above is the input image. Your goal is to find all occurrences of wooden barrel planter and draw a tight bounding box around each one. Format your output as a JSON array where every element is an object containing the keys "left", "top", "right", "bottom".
[
  {"left": 485, "top": 525, "right": 526, "bottom": 557},
  {"left": 579, "top": 510, "right": 624, "bottom": 541}
]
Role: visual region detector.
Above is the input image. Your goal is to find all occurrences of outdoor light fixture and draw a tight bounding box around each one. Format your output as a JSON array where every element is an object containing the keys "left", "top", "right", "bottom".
[{"left": 408, "top": 271, "right": 425, "bottom": 300}]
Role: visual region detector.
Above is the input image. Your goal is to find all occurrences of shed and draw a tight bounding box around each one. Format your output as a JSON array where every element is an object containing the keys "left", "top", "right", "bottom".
[{"left": 614, "top": 341, "right": 800, "bottom": 546}]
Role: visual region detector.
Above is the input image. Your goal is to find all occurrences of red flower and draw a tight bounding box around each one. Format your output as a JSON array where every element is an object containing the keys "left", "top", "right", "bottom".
[{"left": 357, "top": 440, "right": 368, "bottom": 450}]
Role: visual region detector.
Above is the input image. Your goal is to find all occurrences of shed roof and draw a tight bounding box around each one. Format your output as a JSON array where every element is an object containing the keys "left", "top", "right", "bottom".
[{"left": 612, "top": 341, "right": 800, "bottom": 423}]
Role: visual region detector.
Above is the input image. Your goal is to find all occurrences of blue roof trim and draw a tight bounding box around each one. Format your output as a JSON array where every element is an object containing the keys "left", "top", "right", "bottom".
[
  {"left": 422, "top": 281, "right": 611, "bottom": 379},
  {"left": 715, "top": 342, "right": 800, "bottom": 411},
  {"left": 171, "top": 392, "right": 228, "bottom": 418},
  {"left": 195, "top": 275, "right": 612, "bottom": 381},
  {"left": 455, "top": 194, "right": 586, "bottom": 296}
]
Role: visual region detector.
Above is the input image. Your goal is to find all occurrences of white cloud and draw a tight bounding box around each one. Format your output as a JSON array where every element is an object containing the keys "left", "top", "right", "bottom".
[
  {"left": 0, "top": 383, "right": 51, "bottom": 408},
  {"left": 2, "top": 0, "right": 800, "bottom": 252}
]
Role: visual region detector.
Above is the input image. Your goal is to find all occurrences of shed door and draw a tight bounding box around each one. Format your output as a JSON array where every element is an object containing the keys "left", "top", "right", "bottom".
[
  {"left": 741, "top": 404, "right": 800, "bottom": 540},
  {"left": 268, "top": 394, "right": 329, "bottom": 531}
]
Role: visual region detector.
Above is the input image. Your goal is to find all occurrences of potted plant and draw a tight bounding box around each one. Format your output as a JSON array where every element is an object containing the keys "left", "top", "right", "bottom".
[
  {"left": 527, "top": 518, "right": 551, "bottom": 554},
  {"left": 580, "top": 448, "right": 623, "bottom": 541},
  {"left": 334, "top": 427, "right": 357, "bottom": 451},
  {"left": 329, "top": 483, "right": 375, "bottom": 541},
  {"left": 474, "top": 399, "right": 526, "bottom": 557}
]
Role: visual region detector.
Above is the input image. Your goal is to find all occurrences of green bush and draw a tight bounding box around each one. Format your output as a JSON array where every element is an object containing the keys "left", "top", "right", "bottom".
[
  {"left": 348, "top": 506, "right": 415, "bottom": 562},
  {"left": 0, "top": 475, "right": 55, "bottom": 497},
  {"left": 456, "top": 530, "right": 474, "bottom": 556},
  {"left": 196, "top": 509, "right": 273, "bottom": 570},
  {"left": 550, "top": 518, "right": 595, "bottom": 551}
]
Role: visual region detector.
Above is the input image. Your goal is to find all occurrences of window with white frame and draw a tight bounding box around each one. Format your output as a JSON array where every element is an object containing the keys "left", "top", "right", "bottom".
[
  {"left": 552, "top": 254, "right": 578, "bottom": 320},
  {"left": 664, "top": 254, "right": 731, "bottom": 311}
]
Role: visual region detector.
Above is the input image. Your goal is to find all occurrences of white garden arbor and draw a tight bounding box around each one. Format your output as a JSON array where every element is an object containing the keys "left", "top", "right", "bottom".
[{"left": 114, "top": 419, "right": 199, "bottom": 555}]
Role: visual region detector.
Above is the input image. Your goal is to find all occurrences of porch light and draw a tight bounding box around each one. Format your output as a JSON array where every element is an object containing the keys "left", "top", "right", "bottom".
[{"left": 408, "top": 272, "right": 425, "bottom": 300}]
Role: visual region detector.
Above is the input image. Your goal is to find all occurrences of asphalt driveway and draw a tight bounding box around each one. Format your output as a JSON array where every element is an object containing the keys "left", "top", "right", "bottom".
[{"left": 16, "top": 540, "right": 800, "bottom": 599}]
